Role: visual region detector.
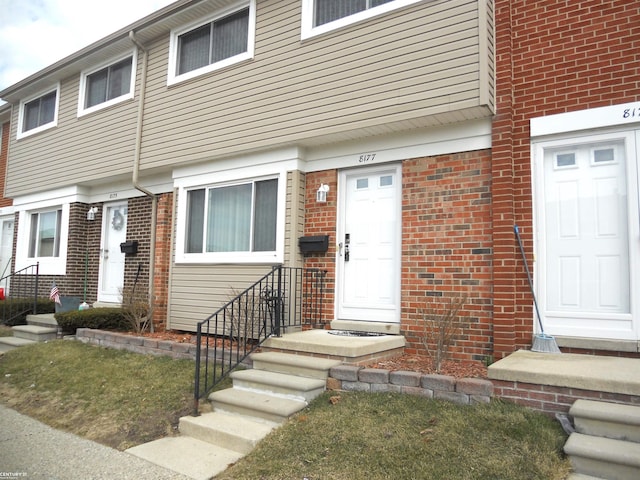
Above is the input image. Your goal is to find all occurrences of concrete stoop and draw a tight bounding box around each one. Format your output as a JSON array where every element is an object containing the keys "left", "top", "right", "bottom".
[
  {"left": 128, "top": 351, "right": 342, "bottom": 479},
  {"left": 565, "top": 400, "right": 640, "bottom": 480},
  {"left": 0, "top": 313, "right": 60, "bottom": 353}
]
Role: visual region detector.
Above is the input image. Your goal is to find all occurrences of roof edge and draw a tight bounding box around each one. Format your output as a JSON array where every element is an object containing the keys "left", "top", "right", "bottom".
[{"left": 0, "top": 0, "right": 203, "bottom": 100}]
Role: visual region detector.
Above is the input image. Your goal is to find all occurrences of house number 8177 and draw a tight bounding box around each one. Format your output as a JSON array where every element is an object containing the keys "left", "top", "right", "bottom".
[{"left": 358, "top": 153, "right": 376, "bottom": 163}]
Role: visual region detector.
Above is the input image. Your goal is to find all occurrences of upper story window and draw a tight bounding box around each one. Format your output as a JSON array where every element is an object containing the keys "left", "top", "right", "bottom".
[
  {"left": 79, "top": 52, "right": 136, "bottom": 116},
  {"left": 301, "top": 0, "right": 422, "bottom": 39},
  {"left": 168, "top": 1, "right": 255, "bottom": 85},
  {"left": 17, "top": 86, "right": 59, "bottom": 139}
]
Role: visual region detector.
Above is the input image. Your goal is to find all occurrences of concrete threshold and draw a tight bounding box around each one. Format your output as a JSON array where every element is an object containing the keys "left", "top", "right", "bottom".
[
  {"left": 262, "top": 329, "right": 405, "bottom": 359},
  {"left": 488, "top": 350, "right": 640, "bottom": 396}
]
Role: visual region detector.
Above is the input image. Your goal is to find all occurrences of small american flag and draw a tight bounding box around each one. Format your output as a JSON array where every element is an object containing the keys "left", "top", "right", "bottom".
[{"left": 49, "top": 283, "right": 61, "bottom": 305}]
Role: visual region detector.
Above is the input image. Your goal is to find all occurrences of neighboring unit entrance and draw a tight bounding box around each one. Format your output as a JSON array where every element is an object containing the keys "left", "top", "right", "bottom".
[
  {"left": 0, "top": 218, "right": 14, "bottom": 294},
  {"left": 98, "top": 203, "right": 128, "bottom": 303},
  {"left": 535, "top": 132, "right": 639, "bottom": 341},
  {"left": 336, "top": 164, "right": 401, "bottom": 323}
]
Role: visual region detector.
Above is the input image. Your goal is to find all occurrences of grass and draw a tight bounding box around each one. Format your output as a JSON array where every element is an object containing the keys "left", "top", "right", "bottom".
[
  {"left": 0, "top": 341, "right": 571, "bottom": 479},
  {"left": 0, "top": 340, "right": 230, "bottom": 450},
  {"left": 0, "top": 324, "right": 13, "bottom": 336},
  {"left": 217, "top": 391, "right": 570, "bottom": 480}
]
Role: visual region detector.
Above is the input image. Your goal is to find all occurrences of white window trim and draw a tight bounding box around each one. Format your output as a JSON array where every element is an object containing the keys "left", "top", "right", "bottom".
[
  {"left": 301, "top": 0, "right": 423, "bottom": 40},
  {"left": 175, "top": 170, "right": 285, "bottom": 264},
  {"left": 167, "top": 0, "right": 256, "bottom": 86},
  {"left": 16, "top": 84, "right": 60, "bottom": 140},
  {"left": 77, "top": 50, "right": 137, "bottom": 117},
  {"left": 15, "top": 203, "right": 70, "bottom": 275}
]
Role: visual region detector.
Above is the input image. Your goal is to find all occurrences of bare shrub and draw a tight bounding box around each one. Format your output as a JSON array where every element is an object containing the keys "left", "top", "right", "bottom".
[
  {"left": 120, "top": 286, "right": 152, "bottom": 334},
  {"left": 420, "top": 296, "right": 466, "bottom": 373}
]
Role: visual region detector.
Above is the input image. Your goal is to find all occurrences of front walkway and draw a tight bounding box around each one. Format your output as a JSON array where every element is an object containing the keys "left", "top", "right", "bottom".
[{"left": 0, "top": 404, "right": 190, "bottom": 480}]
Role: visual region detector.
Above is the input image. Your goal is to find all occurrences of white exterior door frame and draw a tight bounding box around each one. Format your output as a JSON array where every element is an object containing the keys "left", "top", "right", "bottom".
[
  {"left": 97, "top": 201, "right": 128, "bottom": 304},
  {"left": 532, "top": 129, "right": 640, "bottom": 341},
  {"left": 335, "top": 163, "right": 402, "bottom": 324}
]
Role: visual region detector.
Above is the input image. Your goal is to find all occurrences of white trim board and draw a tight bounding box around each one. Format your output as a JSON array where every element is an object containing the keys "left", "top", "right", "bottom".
[{"left": 531, "top": 102, "right": 640, "bottom": 138}]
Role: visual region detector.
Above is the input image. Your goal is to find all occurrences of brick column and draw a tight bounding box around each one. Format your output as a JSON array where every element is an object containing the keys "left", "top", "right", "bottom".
[{"left": 491, "top": 0, "right": 517, "bottom": 359}]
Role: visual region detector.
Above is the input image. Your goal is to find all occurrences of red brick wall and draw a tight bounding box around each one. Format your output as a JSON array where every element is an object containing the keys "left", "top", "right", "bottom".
[
  {"left": 492, "top": 0, "right": 640, "bottom": 357},
  {"left": 152, "top": 192, "right": 173, "bottom": 329},
  {"left": 123, "top": 196, "right": 152, "bottom": 300},
  {"left": 303, "top": 170, "right": 338, "bottom": 327},
  {"left": 402, "top": 151, "right": 493, "bottom": 362}
]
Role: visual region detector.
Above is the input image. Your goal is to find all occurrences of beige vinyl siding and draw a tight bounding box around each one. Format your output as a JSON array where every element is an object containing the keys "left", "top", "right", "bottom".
[
  {"left": 168, "top": 264, "right": 275, "bottom": 331},
  {"left": 284, "top": 170, "right": 305, "bottom": 269},
  {"left": 6, "top": 65, "right": 140, "bottom": 197},
  {"left": 139, "top": 0, "right": 492, "bottom": 172},
  {"left": 168, "top": 170, "right": 304, "bottom": 332}
]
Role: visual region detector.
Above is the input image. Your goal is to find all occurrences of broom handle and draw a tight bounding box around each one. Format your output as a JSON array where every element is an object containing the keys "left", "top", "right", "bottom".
[{"left": 514, "top": 225, "right": 545, "bottom": 334}]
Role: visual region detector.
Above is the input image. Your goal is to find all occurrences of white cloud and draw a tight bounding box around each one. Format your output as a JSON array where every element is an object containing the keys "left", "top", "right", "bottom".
[{"left": 0, "top": 0, "right": 176, "bottom": 92}]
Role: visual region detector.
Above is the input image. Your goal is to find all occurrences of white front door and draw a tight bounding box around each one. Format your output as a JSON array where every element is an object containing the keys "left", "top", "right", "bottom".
[
  {"left": 337, "top": 165, "right": 401, "bottom": 323},
  {"left": 0, "top": 218, "right": 14, "bottom": 293},
  {"left": 536, "top": 133, "right": 639, "bottom": 340},
  {"left": 98, "top": 203, "right": 128, "bottom": 303}
]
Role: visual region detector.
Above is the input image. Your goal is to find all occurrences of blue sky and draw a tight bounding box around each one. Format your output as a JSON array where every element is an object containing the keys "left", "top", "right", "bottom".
[{"left": 0, "top": 0, "right": 175, "bottom": 93}]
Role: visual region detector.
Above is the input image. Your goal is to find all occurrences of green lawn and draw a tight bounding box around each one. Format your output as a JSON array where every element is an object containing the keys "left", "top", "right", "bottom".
[{"left": 0, "top": 340, "right": 570, "bottom": 479}]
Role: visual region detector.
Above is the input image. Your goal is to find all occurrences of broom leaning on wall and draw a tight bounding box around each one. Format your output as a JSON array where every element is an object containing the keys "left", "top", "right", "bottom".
[{"left": 514, "top": 225, "right": 561, "bottom": 354}]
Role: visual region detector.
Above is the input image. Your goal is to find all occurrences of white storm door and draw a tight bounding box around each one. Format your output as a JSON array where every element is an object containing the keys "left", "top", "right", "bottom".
[
  {"left": 539, "top": 137, "right": 638, "bottom": 339},
  {"left": 0, "top": 218, "right": 14, "bottom": 293},
  {"left": 337, "top": 165, "right": 401, "bottom": 323},
  {"left": 98, "top": 203, "right": 128, "bottom": 303}
]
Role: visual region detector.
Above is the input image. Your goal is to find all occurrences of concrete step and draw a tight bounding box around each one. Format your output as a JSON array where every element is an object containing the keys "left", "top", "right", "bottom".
[
  {"left": 126, "top": 435, "right": 242, "bottom": 480},
  {"left": 250, "top": 351, "right": 341, "bottom": 380},
  {"left": 570, "top": 400, "right": 640, "bottom": 443},
  {"left": 209, "top": 387, "right": 307, "bottom": 424},
  {"left": 564, "top": 433, "right": 640, "bottom": 480},
  {"left": 179, "top": 411, "right": 277, "bottom": 454},
  {"left": 26, "top": 313, "right": 58, "bottom": 328},
  {"left": 12, "top": 325, "right": 57, "bottom": 342},
  {"left": 0, "top": 336, "right": 37, "bottom": 347},
  {"left": 231, "top": 368, "right": 326, "bottom": 402}
]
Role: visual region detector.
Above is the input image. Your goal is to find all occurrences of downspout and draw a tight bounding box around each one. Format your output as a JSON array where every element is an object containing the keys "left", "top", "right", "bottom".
[{"left": 129, "top": 30, "right": 157, "bottom": 332}]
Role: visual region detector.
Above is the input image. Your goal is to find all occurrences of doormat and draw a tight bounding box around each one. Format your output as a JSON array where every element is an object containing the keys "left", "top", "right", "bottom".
[{"left": 328, "top": 330, "right": 387, "bottom": 337}]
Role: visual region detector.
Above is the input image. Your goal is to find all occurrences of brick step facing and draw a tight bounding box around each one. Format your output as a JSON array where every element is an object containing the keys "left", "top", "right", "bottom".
[{"left": 565, "top": 400, "right": 640, "bottom": 480}]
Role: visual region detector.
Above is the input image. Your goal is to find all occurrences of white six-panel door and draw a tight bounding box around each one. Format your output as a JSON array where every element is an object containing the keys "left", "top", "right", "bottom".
[
  {"left": 536, "top": 132, "right": 639, "bottom": 340},
  {"left": 337, "top": 165, "right": 401, "bottom": 323}
]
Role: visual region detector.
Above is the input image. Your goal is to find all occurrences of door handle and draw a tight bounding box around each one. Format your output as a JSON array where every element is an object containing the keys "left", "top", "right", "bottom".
[{"left": 344, "top": 233, "right": 350, "bottom": 262}]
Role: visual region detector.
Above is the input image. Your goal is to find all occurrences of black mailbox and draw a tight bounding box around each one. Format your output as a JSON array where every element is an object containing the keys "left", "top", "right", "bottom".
[
  {"left": 298, "top": 235, "right": 329, "bottom": 253},
  {"left": 120, "top": 240, "right": 138, "bottom": 255}
]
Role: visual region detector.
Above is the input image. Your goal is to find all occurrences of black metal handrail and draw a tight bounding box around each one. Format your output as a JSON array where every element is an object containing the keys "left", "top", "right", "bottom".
[
  {"left": 0, "top": 263, "right": 40, "bottom": 326},
  {"left": 193, "top": 265, "right": 326, "bottom": 415}
]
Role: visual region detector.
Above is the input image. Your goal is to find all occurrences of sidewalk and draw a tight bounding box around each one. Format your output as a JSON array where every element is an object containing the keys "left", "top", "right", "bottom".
[{"left": 0, "top": 405, "right": 192, "bottom": 480}]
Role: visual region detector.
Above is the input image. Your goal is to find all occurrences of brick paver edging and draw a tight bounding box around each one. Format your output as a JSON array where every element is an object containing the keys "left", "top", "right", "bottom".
[
  {"left": 327, "top": 364, "right": 493, "bottom": 405},
  {"left": 75, "top": 328, "right": 197, "bottom": 360}
]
